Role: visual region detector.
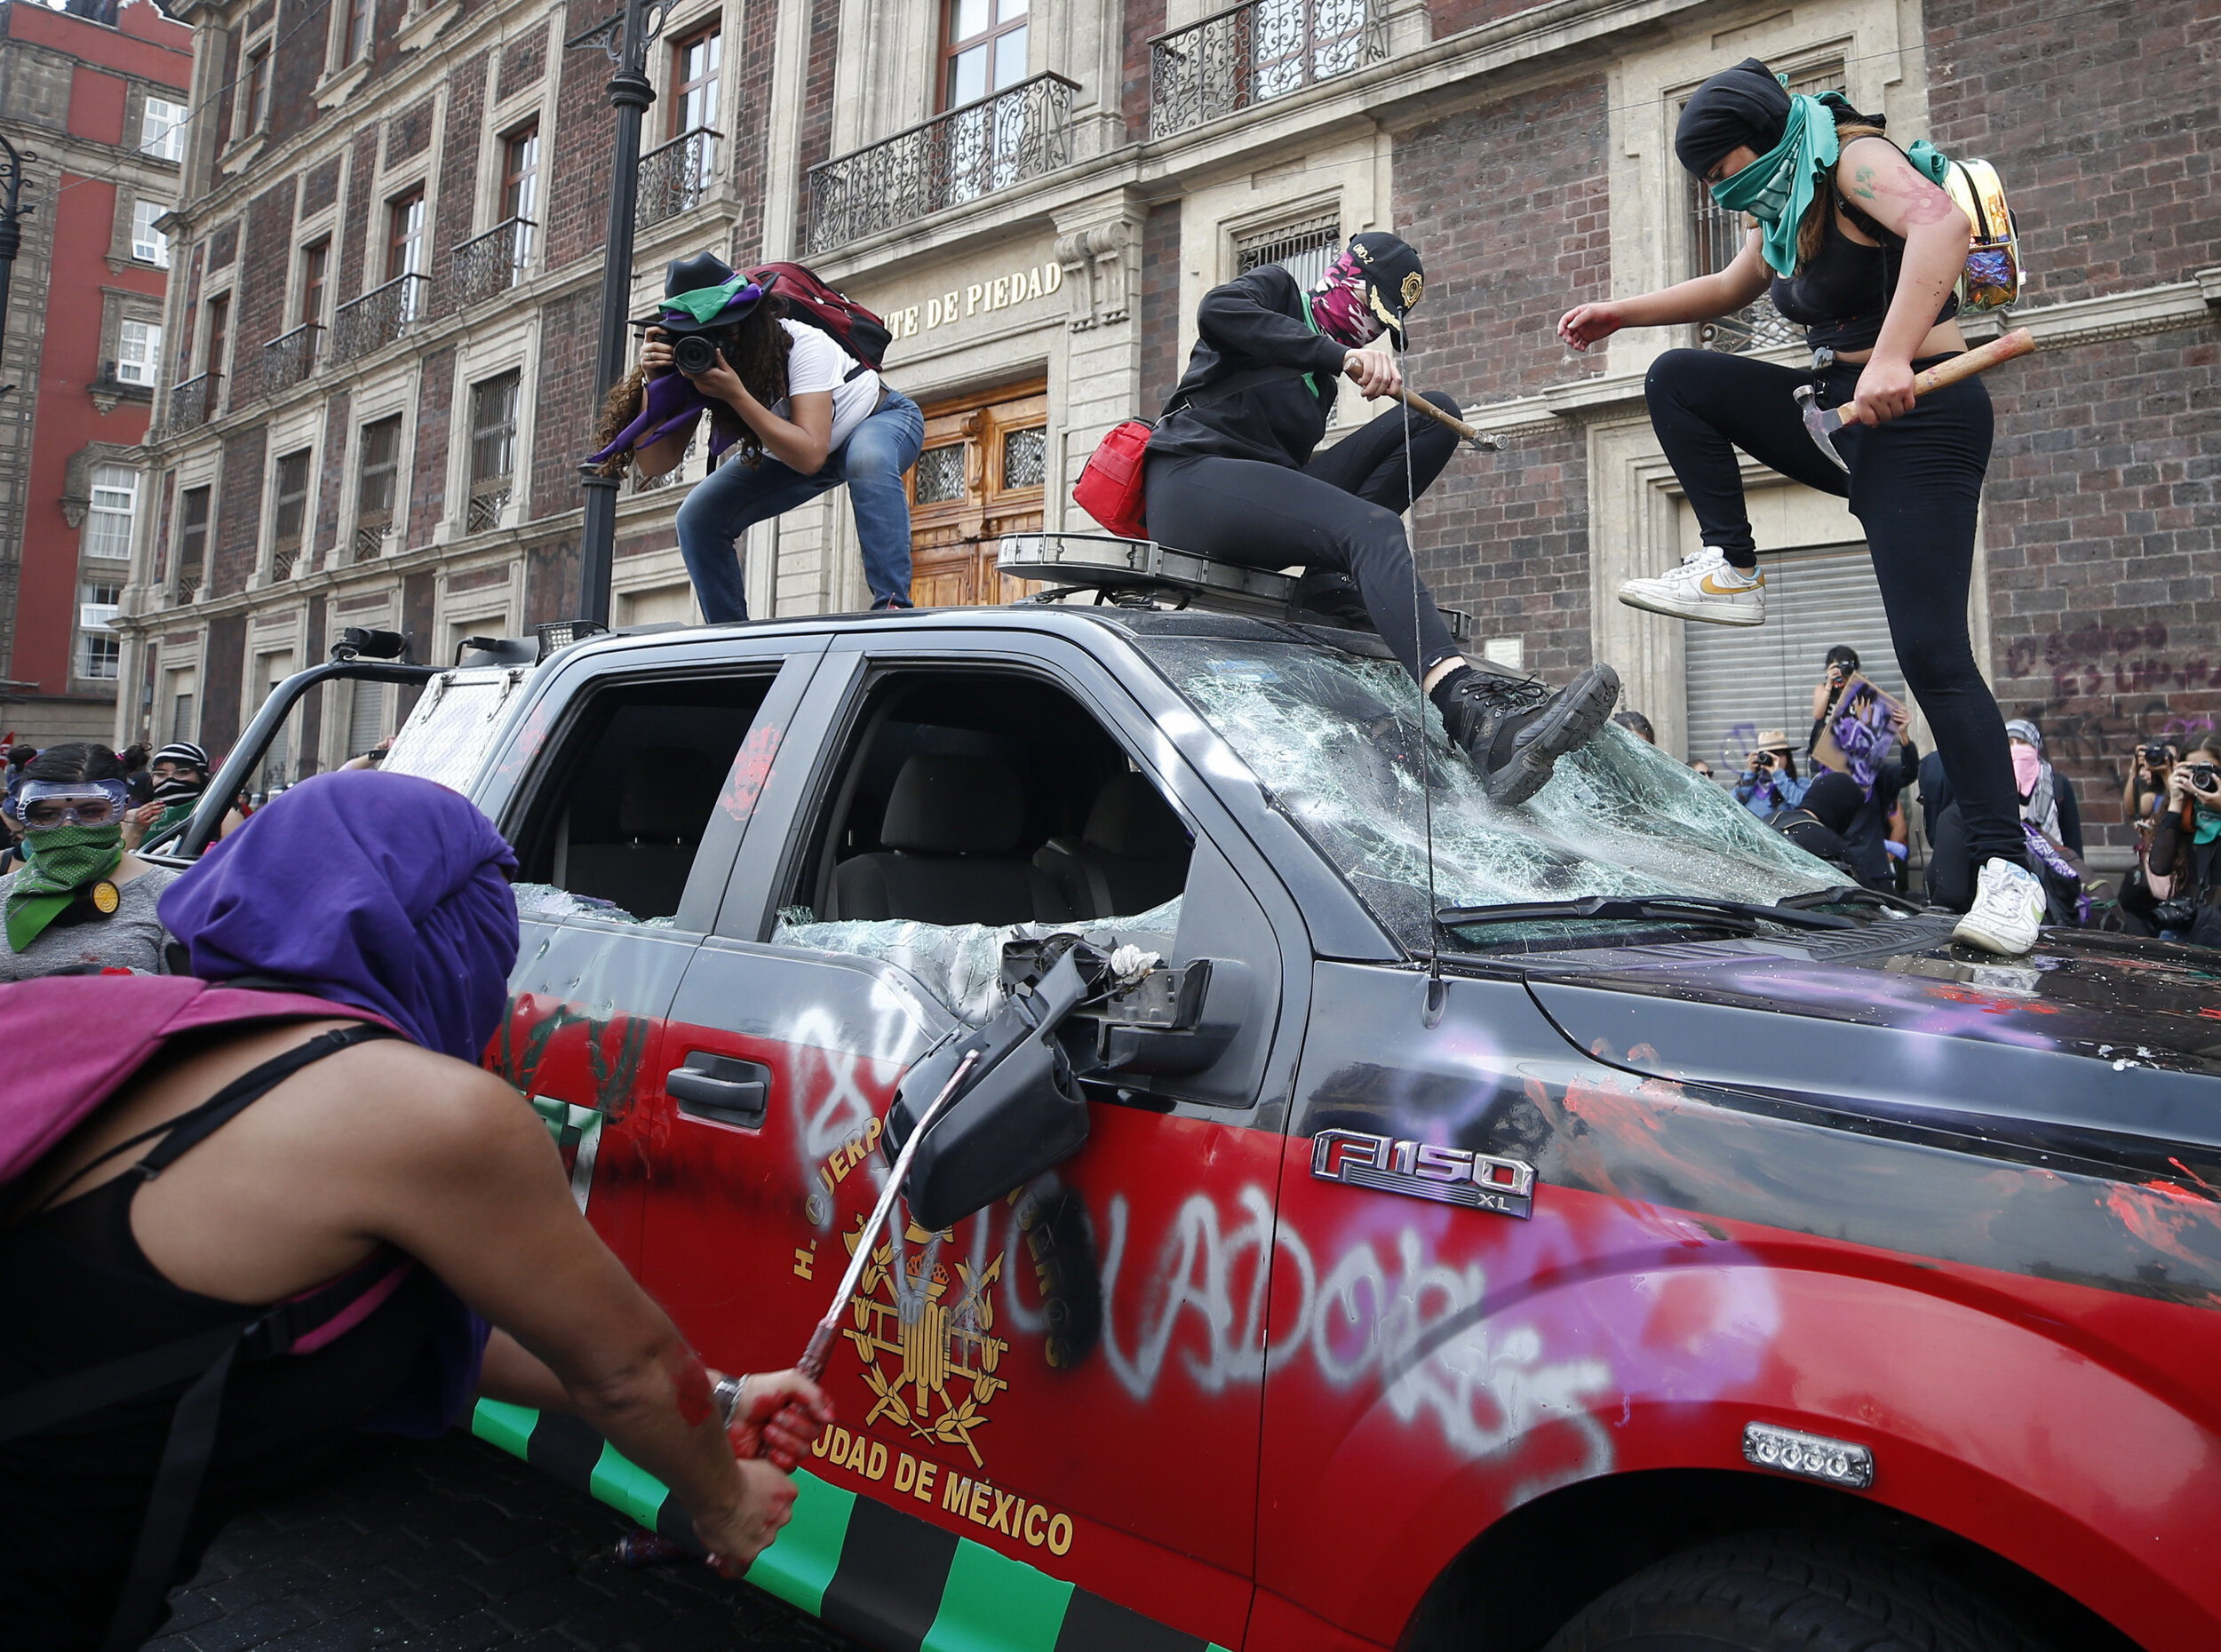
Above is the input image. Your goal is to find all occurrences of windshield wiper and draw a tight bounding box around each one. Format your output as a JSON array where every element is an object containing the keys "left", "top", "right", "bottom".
[
  {"left": 1774, "top": 885, "right": 1923, "bottom": 917},
  {"left": 1435, "top": 894, "right": 1856, "bottom": 933}
]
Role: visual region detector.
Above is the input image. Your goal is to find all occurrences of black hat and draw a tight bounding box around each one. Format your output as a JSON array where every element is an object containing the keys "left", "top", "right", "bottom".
[
  {"left": 1345, "top": 232, "right": 1424, "bottom": 344},
  {"left": 633, "top": 250, "right": 767, "bottom": 336}
]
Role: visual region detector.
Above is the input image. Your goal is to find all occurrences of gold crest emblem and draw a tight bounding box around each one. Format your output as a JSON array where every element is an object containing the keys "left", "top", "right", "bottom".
[
  {"left": 1402, "top": 271, "right": 1424, "bottom": 309},
  {"left": 91, "top": 880, "right": 120, "bottom": 915},
  {"left": 843, "top": 1218, "right": 1008, "bottom": 1467}
]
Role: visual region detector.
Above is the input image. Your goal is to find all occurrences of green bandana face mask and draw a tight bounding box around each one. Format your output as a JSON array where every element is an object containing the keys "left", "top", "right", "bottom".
[
  {"left": 2195, "top": 805, "right": 2221, "bottom": 846},
  {"left": 6, "top": 822, "right": 125, "bottom": 953},
  {"left": 1709, "top": 91, "right": 1838, "bottom": 279}
]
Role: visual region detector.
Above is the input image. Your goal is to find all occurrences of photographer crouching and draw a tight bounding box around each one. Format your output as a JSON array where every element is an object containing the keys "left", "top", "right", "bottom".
[{"left": 591, "top": 254, "right": 925, "bottom": 621}]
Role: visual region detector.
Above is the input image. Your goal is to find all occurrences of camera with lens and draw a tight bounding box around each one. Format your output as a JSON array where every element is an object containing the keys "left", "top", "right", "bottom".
[
  {"left": 2188, "top": 761, "right": 2220, "bottom": 793},
  {"left": 673, "top": 332, "right": 728, "bottom": 376}
]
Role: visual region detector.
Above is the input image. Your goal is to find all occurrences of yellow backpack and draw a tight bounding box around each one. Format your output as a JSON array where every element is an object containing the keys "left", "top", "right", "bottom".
[{"left": 1910, "top": 143, "right": 2023, "bottom": 312}]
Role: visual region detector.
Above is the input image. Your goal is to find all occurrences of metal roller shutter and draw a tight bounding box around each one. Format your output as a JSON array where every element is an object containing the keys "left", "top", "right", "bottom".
[
  {"left": 347, "top": 679, "right": 386, "bottom": 756},
  {"left": 1682, "top": 541, "right": 1910, "bottom": 769}
]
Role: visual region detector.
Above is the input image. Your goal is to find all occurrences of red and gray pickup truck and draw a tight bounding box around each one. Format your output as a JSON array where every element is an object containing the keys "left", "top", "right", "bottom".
[{"left": 180, "top": 564, "right": 2221, "bottom": 1652}]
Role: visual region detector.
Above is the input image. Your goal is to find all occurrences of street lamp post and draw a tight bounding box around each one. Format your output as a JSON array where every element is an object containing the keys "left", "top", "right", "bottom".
[{"left": 569, "top": 0, "right": 667, "bottom": 629}]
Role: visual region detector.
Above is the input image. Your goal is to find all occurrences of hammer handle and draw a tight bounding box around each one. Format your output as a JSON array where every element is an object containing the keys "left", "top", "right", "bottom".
[
  {"left": 1911, "top": 328, "right": 2034, "bottom": 397},
  {"left": 1390, "top": 384, "right": 1485, "bottom": 442}
]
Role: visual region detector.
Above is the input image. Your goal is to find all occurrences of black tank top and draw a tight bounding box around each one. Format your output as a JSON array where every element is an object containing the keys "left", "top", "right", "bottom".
[
  {"left": 0, "top": 1023, "right": 442, "bottom": 1649},
  {"left": 1770, "top": 184, "right": 1961, "bottom": 353}
]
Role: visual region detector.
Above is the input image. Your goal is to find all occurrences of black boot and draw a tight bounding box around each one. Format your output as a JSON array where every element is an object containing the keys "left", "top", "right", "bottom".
[{"left": 1434, "top": 662, "right": 1621, "bottom": 806}]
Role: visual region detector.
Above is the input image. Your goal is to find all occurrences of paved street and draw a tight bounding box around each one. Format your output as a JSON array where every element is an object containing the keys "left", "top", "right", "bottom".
[{"left": 148, "top": 1430, "right": 866, "bottom": 1652}]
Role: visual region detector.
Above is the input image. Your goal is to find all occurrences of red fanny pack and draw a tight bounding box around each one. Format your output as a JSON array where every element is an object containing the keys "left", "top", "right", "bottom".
[{"left": 1071, "top": 419, "right": 1153, "bottom": 540}]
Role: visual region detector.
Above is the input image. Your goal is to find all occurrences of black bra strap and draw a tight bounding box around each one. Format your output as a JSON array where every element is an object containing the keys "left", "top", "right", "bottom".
[{"left": 39, "top": 1023, "right": 401, "bottom": 1210}]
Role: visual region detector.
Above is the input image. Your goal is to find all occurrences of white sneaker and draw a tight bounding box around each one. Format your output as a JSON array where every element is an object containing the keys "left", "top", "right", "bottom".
[
  {"left": 1618, "top": 547, "right": 1766, "bottom": 627},
  {"left": 1952, "top": 857, "right": 2046, "bottom": 956}
]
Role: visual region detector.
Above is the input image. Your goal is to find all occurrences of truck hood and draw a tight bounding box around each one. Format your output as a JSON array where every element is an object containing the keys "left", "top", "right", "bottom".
[{"left": 1520, "top": 912, "right": 2221, "bottom": 1159}]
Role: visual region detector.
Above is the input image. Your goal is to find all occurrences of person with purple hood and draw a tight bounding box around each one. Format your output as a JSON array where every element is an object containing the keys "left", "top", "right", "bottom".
[{"left": 0, "top": 772, "right": 829, "bottom": 1649}]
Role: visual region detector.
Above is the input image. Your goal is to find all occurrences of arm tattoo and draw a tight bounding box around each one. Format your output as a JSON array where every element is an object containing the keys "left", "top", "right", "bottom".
[{"left": 1851, "top": 164, "right": 1878, "bottom": 203}]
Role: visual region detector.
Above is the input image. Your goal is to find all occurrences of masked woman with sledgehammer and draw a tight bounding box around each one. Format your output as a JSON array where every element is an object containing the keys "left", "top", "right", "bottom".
[
  {"left": 1556, "top": 60, "right": 2042, "bottom": 955},
  {"left": 1144, "top": 232, "right": 1620, "bottom": 806}
]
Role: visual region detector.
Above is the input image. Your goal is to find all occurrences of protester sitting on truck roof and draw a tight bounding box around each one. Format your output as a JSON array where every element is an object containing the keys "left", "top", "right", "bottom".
[
  {"left": 0, "top": 743, "right": 179, "bottom": 981},
  {"left": 1142, "top": 231, "right": 1620, "bottom": 807},
  {"left": 0, "top": 770, "right": 830, "bottom": 1648},
  {"left": 122, "top": 742, "right": 243, "bottom": 853}
]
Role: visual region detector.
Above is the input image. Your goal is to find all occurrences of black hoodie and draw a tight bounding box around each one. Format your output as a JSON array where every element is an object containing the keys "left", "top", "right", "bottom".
[{"left": 1146, "top": 266, "right": 1352, "bottom": 469}]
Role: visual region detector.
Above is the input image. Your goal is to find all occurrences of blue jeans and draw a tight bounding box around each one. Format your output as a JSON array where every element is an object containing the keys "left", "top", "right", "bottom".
[{"left": 675, "top": 389, "right": 925, "bottom": 623}]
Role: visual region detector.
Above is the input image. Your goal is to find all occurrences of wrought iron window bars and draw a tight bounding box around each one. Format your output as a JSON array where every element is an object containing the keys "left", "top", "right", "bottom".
[
  {"left": 453, "top": 217, "right": 537, "bottom": 308},
  {"left": 333, "top": 272, "right": 430, "bottom": 363},
  {"left": 636, "top": 127, "right": 720, "bottom": 231},
  {"left": 806, "top": 72, "right": 1077, "bottom": 254},
  {"left": 169, "top": 372, "right": 220, "bottom": 433},
  {"left": 1150, "top": 0, "right": 1384, "bottom": 139}
]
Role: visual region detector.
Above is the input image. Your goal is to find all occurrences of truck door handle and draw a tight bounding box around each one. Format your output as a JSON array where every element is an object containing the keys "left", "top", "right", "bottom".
[{"left": 668, "top": 1054, "right": 771, "bottom": 1130}]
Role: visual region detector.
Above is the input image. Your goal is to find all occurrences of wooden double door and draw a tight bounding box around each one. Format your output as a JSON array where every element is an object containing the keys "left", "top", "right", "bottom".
[{"left": 905, "top": 378, "right": 1047, "bottom": 608}]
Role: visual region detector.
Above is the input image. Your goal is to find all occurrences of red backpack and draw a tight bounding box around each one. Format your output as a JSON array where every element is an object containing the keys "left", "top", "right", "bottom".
[{"left": 749, "top": 262, "right": 893, "bottom": 374}]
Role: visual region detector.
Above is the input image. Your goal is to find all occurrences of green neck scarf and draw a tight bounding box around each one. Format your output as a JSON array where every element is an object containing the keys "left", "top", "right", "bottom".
[
  {"left": 1710, "top": 91, "right": 1839, "bottom": 279},
  {"left": 2194, "top": 806, "right": 2221, "bottom": 846},
  {"left": 6, "top": 822, "right": 125, "bottom": 952}
]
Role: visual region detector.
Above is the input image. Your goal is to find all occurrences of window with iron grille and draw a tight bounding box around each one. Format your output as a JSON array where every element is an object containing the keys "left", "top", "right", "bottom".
[
  {"left": 84, "top": 465, "right": 138, "bottom": 560},
  {"left": 1001, "top": 425, "right": 1046, "bottom": 489},
  {"left": 467, "top": 370, "right": 519, "bottom": 533},
  {"left": 914, "top": 444, "right": 967, "bottom": 504},
  {"left": 271, "top": 449, "right": 313, "bottom": 577},
  {"left": 1684, "top": 60, "right": 1842, "bottom": 353},
  {"left": 1236, "top": 212, "right": 1341, "bottom": 292},
  {"left": 175, "top": 485, "right": 210, "bottom": 591},
  {"left": 170, "top": 679, "right": 196, "bottom": 744},
  {"left": 355, "top": 415, "right": 402, "bottom": 558}
]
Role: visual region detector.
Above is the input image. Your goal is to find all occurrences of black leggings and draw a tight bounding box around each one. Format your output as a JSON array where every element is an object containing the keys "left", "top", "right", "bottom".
[
  {"left": 1144, "top": 394, "right": 1461, "bottom": 682},
  {"left": 1644, "top": 346, "right": 2026, "bottom": 870}
]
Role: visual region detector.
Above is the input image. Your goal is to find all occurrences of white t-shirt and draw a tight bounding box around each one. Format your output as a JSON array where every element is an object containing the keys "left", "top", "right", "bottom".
[{"left": 771, "top": 321, "right": 881, "bottom": 456}]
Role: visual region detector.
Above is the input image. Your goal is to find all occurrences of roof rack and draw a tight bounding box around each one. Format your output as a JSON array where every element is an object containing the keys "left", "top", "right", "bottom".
[{"left": 997, "top": 533, "right": 1469, "bottom": 642}]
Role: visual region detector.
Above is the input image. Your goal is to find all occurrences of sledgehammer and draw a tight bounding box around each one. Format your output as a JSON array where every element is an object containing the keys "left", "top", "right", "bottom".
[{"left": 1792, "top": 328, "right": 2035, "bottom": 473}]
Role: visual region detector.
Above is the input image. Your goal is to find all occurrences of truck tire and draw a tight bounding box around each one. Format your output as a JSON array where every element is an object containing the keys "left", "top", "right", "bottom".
[{"left": 1543, "top": 1532, "right": 2050, "bottom": 1652}]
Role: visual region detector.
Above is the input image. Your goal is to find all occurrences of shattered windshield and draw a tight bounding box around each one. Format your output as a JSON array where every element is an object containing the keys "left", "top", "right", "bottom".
[{"left": 1141, "top": 635, "right": 1838, "bottom": 953}]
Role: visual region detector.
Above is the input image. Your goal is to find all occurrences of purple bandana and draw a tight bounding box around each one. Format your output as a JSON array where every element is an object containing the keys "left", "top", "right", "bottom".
[{"left": 159, "top": 770, "right": 521, "bottom": 1063}]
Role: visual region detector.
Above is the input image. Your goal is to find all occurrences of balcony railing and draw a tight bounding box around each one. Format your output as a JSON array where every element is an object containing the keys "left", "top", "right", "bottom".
[
  {"left": 806, "top": 73, "right": 1078, "bottom": 254},
  {"left": 353, "top": 519, "right": 393, "bottom": 562},
  {"left": 170, "top": 372, "right": 220, "bottom": 433},
  {"left": 636, "top": 128, "right": 721, "bottom": 232},
  {"left": 333, "top": 273, "right": 430, "bottom": 362},
  {"left": 466, "top": 486, "right": 511, "bottom": 534},
  {"left": 261, "top": 323, "right": 323, "bottom": 395},
  {"left": 1150, "top": 0, "right": 1385, "bottom": 139},
  {"left": 452, "top": 217, "right": 536, "bottom": 309}
]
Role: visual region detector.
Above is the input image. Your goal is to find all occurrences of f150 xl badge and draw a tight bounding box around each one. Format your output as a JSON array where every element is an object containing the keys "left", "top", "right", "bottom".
[{"left": 1310, "top": 1129, "right": 1535, "bottom": 1219}]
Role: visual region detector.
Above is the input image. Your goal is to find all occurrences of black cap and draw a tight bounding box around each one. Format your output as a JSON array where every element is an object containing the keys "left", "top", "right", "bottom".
[{"left": 1346, "top": 232, "right": 1424, "bottom": 344}]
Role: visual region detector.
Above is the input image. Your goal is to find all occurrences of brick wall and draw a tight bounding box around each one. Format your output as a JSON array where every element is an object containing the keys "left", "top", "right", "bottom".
[
  {"left": 1139, "top": 201, "right": 1181, "bottom": 409},
  {"left": 385, "top": 95, "right": 435, "bottom": 168},
  {"left": 303, "top": 155, "right": 342, "bottom": 216},
  {"left": 498, "top": 28, "right": 544, "bottom": 100},
  {"left": 542, "top": 0, "right": 615, "bottom": 271},
  {"left": 434, "top": 52, "right": 489, "bottom": 307},
  {"left": 211, "top": 426, "right": 268, "bottom": 597},
  {"left": 1427, "top": 0, "right": 1546, "bottom": 38},
  {"left": 409, "top": 347, "right": 456, "bottom": 547},
  {"left": 208, "top": 220, "right": 237, "bottom": 270},
  {"left": 201, "top": 612, "right": 248, "bottom": 757},
  {"left": 313, "top": 388, "right": 352, "bottom": 560},
  {"left": 793, "top": 0, "right": 841, "bottom": 247},
  {"left": 269, "top": 0, "right": 323, "bottom": 146},
  {"left": 728, "top": 0, "right": 779, "bottom": 258},
  {"left": 1121, "top": 0, "right": 1166, "bottom": 142},
  {"left": 1395, "top": 76, "right": 1609, "bottom": 683},
  {"left": 237, "top": 176, "right": 300, "bottom": 373},
  {"left": 1925, "top": 0, "right": 2220, "bottom": 846},
  {"left": 529, "top": 285, "right": 599, "bottom": 520},
  {"left": 335, "top": 130, "right": 379, "bottom": 301}
]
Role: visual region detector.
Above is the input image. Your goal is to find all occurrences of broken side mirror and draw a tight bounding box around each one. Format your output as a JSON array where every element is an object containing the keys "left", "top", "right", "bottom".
[
  {"left": 1081, "top": 957, "right": 1247, "bottom": 1078},
  {"left": 883, "top": 943, "right": 1106, "bottom": 1231}
]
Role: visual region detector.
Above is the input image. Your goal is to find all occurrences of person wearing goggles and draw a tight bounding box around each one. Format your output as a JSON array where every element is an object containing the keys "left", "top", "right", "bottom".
[{"left": 0, "top": 743, "right": 179, "bottom": 981}]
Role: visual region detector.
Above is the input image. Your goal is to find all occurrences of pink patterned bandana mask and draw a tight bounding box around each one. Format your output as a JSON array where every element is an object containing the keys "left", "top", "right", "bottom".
[{"left": 1310, "top": 251, "right": 1385, "bottom": 346}]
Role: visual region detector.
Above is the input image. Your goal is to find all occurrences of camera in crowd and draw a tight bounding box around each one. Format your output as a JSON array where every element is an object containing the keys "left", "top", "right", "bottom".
[
  {"left": 673, "top": 332, "right": 728, "bottom": 376},
  {"left": 2189, "top": 760, "right": 2221, "bottom": 795}
]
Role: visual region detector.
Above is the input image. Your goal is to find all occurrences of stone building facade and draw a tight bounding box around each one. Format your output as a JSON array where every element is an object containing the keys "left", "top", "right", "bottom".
[
  {"left": 0, "top": 0, "right": 192, "bottom": 744},
  {"left": 115, "top": 0, "right": 2213, "bottom": 855}
]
